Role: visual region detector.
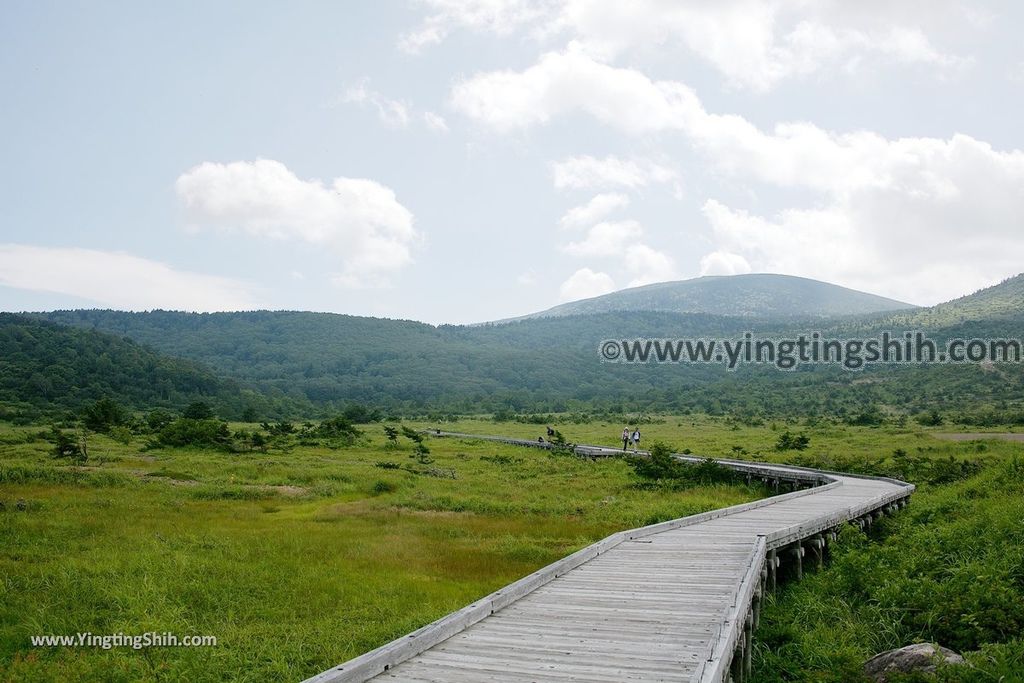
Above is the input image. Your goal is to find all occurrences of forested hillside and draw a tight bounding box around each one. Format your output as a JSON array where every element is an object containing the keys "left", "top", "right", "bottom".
[
  {"left": 33, "top": 300, "right": 1024, "bottom": 421},
  {"left": 0, "top": 314, "right": 293, "bottom": 420},
  {"left": 860, "top": 273, "right": 1024, "bottom": 330}
]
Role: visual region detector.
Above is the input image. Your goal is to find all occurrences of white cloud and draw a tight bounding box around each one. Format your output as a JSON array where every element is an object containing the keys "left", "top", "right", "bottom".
[
  {"left": 557, "top": 192, "right": 629, "bottom": 229},
  {"left": 399, "top": 0, "right": 557, "bottom": 53},
  {"left": 624, "top": 244, "right": 677, "bottom": 287},
  {"left": 555, "top": 0, "right": 971, "bottom": 91},
  {"left": 699, "top": 250, "right": 752, "bottom": 276},
  {"left": 0, "top": 245, "right": 255, "bottom": 312},
  {"left": 551, "top": 154, "right": 677, "bottom": 190},
  {"left": 345, "top": 81, "right": 451, "bottom": 133},
  {"left": 459, "top": 48, "right": 1024, "bottom": 303},
  {"left": 558, "top": 267, "right": 616, "bottom": 301},
  {"left": 452, "top": 47, "right": 694, "bottom": 133},
  {"left": 423, "top": 111, "right": 450, "bottom": 132},
  {"left": 562, "top": 219, "right": 642, "bottom": 257},
  {"left": 701, "top": 176, "right": 1024, "bottom": 305},
  {"left": 175, "top": 159, "right": 418, "bottom": 288},
  {"left": 419, "top": 1, "right": 971, "bottom": 91},
  {"left": 344, "top": 80, "right": 411, "bottom": 127}
]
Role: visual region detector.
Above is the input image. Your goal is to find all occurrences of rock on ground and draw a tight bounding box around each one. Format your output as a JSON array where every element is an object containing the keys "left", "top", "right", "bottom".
[{"left": 864, "top": 643, "right": 965, "bottom": 682}]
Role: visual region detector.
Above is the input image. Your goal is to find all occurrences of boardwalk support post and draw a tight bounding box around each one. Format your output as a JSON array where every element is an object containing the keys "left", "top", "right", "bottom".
[
  {"left": 743, "top": 611, "right": 753, "bottom": 679},
  {"left": 730, "top": 638, "right": 744, "bottom": 682},
  {"left": 752, "top": 584, "right": 762, "bottom": 629},
  {"left": 809, "top": 535, "right": 825, "bottom": 570},
  {"left": 790, "top": 542, "right": 804, "bottom": 581}
]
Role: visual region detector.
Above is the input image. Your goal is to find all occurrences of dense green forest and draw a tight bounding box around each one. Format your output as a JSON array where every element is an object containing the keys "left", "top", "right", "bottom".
[
  {"left": 9, "top": 273, "right": 1023, "bottom": 421},
  {"left": 0, "top": 314, "right": 298, "bottom": 421}
]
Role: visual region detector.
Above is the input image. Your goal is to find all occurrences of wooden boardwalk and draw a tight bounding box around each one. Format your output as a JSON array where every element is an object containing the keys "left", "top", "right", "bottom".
[{"left": 305, "top": 433, "right": 914, "bottom": 683}]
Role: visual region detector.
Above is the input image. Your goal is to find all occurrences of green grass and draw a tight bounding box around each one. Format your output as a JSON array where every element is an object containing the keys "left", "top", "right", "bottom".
[
  {"left": 753, "top": 455, "right": 1024, "bottom": 681},
  {"left": 0, "top": 419, "right": 761, "bottom": 682},
  {"left": 2, "top": 415, "right": 1021, "bottom": 682}
]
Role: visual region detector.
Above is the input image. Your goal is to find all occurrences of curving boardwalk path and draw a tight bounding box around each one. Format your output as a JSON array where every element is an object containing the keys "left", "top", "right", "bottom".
[{"left": 305, "top": 432, "right": 914, "bottom": 683}]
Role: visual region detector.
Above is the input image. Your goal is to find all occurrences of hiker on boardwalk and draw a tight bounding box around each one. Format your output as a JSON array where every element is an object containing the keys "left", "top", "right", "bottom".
[
  {"left": 621, "top": 427, "right": 630, "bottom": 451},
  {"left": 631, "top": 428, "right": 641, "bottom": 452}
]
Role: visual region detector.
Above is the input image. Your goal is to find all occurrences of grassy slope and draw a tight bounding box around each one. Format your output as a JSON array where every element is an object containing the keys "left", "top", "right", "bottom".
[{"left": 0, "top": 420, "right": 760, "bottom": 683}]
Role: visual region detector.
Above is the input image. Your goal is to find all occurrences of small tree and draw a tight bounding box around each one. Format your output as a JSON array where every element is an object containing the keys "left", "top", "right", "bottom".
[
  {"left": 414, "top": 441, "right": 433, "bottom": 464},
  {"left": 629, "top": 441, "right": 681, "bottom": 479},
  {"left": 383, "top": 425, "right": 400, "bottom": 448},
  {"left": 81, "top": 398, "right": 126, "bottom": 433},
  {"left": 775, "top": 431, "right": 810, "bottom": 451},
  {"left": 50, "top": 425, "right": 87, "bottom": 463},
  {"left": 316, "top": 416, "right": 361, "bottom": 442},
  {"left": 146, "top": 409, "right": 174, "bottom": 432},
  {"left": 251, "top": 431, "right": 268, "bottom": 453},
  {"left": 341, "top": 403, "right": 382, "bottom": 423},
  {"left": 401, "top": 426, "right": 424, "bottom": 444},
  {"left": 183, "top": 401, "right": 214, "bottom": 420},
  {"left": 547, "top": 429, "right": 575, "bottom": 456}
]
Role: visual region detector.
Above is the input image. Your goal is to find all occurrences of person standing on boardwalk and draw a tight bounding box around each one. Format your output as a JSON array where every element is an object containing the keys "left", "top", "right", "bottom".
[
  {"left": 621, "top": 427, "right": 630, "bottom": 451},
  {"left": 631, "top": 428, "right": 641, "bottom": 452}
]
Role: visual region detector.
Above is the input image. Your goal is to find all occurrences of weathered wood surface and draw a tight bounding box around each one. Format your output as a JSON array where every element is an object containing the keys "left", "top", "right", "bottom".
[{"left": 304, "top": 432, "right": 914, "bottom": 683}]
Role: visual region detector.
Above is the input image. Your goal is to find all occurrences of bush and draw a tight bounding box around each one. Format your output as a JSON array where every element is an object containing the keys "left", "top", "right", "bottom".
[
  {"left": 546, "top": 429, "right": 576, "bottom": 456},
  {"left": 847, "top": 407, "right": 885, "bottom": 427},
  {"left": 158, "top": 418, "right": 231, "bottom": 448},
  {"left": 754, "top": 458, "right": 1024, "bottom": 681},
  {"left": 49, "top": 425, "right": 87, "bottom": 463},
  {"left": 372, "top": 480, "right": 396, "bottom": 495},
  {"left": 916, "top": 409, "right": 945, "bottom": 426},
  {"left": 108, "top": 426, "right": 133, "bottom": 445},
  {"left": 81, "top": 398, "right": 126, "bottom": 433},
  {"left": 315, "top": 416, "right": 362, "bottom": 442},
  {"left": 340, "top": 403, "right": 382, "bottom": 423},
  {"left": 182, "top": 401, "right": 214, "bottom": 420},
  {"left": 629, "top": 442, "right": 683, "bottom": 480},
  {"left": 146, "top": 409, "right": 175, "bottom": 432},
  {"left": 927, "top": 455, "right": 983, "bottom": 485},
  {"left": 776, "top": 430, "right": 810, "bottom": 451},
  {"left": 628, "top": 442, "right": 738, "bottom": 485}
]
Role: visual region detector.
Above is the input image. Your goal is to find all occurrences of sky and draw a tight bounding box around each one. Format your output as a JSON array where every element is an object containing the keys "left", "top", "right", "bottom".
[{"left": 1, "top": 1, "right": 1023, "bottom": 324}]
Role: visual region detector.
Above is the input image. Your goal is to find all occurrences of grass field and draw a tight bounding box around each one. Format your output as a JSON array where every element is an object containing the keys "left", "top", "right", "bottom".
[
  {"left": 0, "top": 417, "right": 762, "bottom": 682},
  {"left": 1, "top": 414, "right": 1021, "bottom": 682}
]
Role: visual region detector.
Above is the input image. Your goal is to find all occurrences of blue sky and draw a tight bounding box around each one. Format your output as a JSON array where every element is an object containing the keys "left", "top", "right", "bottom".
[{"left": 2, "top": 1, "right": 1022, "bottom": 323}]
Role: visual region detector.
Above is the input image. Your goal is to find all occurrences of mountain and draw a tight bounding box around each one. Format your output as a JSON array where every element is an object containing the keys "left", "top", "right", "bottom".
[
  {"left": 874, "top": 273, "right": 1024, "bottom": 329},
  {"left": 507, "top": 274, "right": 916, "bottom": 321},
  {"left": 0, "top": 313, "right": 287, "bottom": 419}
]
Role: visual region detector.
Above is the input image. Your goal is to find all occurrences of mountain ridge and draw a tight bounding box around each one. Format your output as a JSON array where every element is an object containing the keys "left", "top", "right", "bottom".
[{"left": 497, "top": 273, "right": 916, "bottom": 323}]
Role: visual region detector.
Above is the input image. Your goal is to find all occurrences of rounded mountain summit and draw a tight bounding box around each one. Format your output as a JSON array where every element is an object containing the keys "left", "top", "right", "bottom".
[{"left": 513, "top": 274, "right": 917, "bottom": 321}]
